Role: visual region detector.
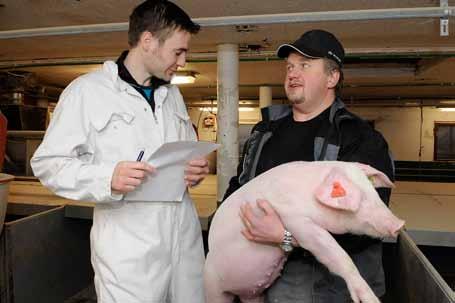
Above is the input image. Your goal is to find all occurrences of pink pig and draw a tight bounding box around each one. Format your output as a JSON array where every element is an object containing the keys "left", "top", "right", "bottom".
[{"left": 204, "top": 161, "right": 405, "bottom": 303}]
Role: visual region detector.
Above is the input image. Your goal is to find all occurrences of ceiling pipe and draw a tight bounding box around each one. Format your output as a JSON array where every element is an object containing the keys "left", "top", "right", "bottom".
[
  {"left": 179, "top": 82, "right": 455, "bottom": 89},
  {"left": 0, "top": 6, "right": 453, "bottom": 39},
  {"left": 185, "top": 99, "right": 455, "bottom": 106},
  {"left": 2, "top": 48, "right": 455, "bottom": 69},
  {"left": 186, "top": 98, "right": 455, "bottom": 107}
]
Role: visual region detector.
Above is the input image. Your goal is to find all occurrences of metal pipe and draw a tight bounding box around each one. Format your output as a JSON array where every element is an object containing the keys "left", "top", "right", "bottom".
[
  {"left": 0, "top": 7, "right": 453, "bottom": 39},
  {"left": 197, "top": 7, "right": 454, "bottom": 26},
  {"left": 3, "top": 48, "right": 455, "bottom": 69}
]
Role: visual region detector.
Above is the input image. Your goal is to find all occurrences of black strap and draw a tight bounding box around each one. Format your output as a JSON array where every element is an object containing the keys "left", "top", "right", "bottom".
[{"left": 318, "top": 127, "right": 332, "bottom": 161}]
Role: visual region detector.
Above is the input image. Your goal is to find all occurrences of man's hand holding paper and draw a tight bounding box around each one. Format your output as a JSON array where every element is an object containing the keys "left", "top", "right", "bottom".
[
  {"left": 184, "top": 158, "right": 210, "bottom": 187},
  {"left": 125, "top": 141, "right": 219, "bottom": 202},
  {"left": 111, "top": 161, "right": 156, "bottom": 194}
]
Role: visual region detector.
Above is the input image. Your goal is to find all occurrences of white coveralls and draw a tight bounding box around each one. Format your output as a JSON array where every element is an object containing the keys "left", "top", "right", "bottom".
[{"left": 31, "top": 61, "right": 205, "bottom": 303}]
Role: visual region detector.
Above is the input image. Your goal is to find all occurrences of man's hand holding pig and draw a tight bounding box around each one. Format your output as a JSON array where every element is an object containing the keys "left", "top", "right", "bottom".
[
  {"left": 184, "top": 157, "right": 209, "bottom": 187},
  {"left": 111, "top": 161, "right": 155, "bottom": 194},
  {"left": 240, "top": 199, "right": 298, "bottom": 246}
]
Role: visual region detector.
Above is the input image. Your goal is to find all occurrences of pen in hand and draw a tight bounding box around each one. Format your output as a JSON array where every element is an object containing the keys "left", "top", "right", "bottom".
[{"left": 136, "top": 150, "right": 144, "bottom": 162}]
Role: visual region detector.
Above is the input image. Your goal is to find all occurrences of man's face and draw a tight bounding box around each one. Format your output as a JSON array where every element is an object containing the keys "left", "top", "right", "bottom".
[
  {"left": 284, "top": 52, "right": 332, "bottom": 109},
  {"left": 146, "top": 29, "right": 191, "bottom": 81}
]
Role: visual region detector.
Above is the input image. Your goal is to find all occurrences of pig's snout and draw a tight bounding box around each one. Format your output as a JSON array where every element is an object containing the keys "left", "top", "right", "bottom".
[
  {"left": 369, "top": 209, "right": 405, "bottom": 239},
  {"left": 389, "top": 218, "right": 405, "bottom": 238},
  {"left": 376, "top": 215, "right": 405, "bottom": 238}
]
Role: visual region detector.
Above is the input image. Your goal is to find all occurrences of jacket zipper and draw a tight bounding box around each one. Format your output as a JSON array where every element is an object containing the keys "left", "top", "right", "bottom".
[{"left": 152, "top": 111, "right": 158, "bottom": 124}]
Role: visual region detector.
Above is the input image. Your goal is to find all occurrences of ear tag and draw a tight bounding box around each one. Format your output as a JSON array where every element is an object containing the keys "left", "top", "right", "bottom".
[
  {"left": 331, "top": 181, "right": 346, "bottom": 198},
  {"left": 368, "top": 176, "right": 375, "bottom": 185}
]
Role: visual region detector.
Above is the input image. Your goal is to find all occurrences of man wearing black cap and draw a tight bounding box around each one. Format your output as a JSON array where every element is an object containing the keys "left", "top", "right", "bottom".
[{"left": 223, "top": 29, "right": 394, "bottom": 302}]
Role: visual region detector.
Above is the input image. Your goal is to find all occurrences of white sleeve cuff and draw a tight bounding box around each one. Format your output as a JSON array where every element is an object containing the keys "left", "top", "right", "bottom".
[{"left": 95, "top": 162, "right": 124, "bottom": 203}]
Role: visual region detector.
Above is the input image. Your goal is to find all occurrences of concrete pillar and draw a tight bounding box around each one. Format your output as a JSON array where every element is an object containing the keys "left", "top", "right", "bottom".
[
  {"left": 216, "top": 44, "right": 239, "bottom": 203},
  {"left": 259, "top": 86, "right": 272, "bottom": 108}
]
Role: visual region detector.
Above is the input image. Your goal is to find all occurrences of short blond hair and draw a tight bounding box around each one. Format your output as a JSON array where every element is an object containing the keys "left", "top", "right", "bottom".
[{"left": 323, "top": 58, "right": 344, "bottom": 96}]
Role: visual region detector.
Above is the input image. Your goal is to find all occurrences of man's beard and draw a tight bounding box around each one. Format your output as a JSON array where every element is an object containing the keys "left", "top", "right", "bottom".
[
  {"left": 287, "top": 92, "right": 305, "bottom": 105},
  {"left": 285, "top": 85, "right": 305, "bottom": 105}
]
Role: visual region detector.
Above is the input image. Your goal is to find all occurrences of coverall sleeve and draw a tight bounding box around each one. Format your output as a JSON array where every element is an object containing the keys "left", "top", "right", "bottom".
[{"left": 31, "top": 80, "right": 122, "bottom": 203}]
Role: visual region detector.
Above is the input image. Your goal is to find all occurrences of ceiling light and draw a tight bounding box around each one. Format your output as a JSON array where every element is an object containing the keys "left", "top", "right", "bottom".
[
  {"left": 198, "top": 107, "right": 255, "bottom": 112},
  {"left": 438, "top": 107, "right": 455, "bottom": 112},
  {"left": 239, "top": 107, "right": 255, "bottom": 112},
  {"left": 404, "top": 102, "right": 420, "bottom": 106},
  {"left": 199, "top": 107, "right": 216, "bottom": 112},
  {"left": 171, "top": 71, "right": 197, "bottom": 85}
]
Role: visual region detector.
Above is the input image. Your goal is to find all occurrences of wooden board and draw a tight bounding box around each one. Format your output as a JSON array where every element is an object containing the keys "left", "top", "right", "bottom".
[
  {"left": 390, "top": 181, "right": 455, "bottom": 233},
  {"left": 8, "top": 175, "right": 218, "bottom": 219}
]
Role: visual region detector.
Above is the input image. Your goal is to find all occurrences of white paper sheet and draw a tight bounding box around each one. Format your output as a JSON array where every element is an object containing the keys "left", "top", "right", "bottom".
[{"left": 125, "top": 141, "right": 219, "bottom": 202}]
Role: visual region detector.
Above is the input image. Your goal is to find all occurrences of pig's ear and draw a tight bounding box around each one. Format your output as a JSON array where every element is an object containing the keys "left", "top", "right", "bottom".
[
  {"left": 355, "top": 163, "right": 395, "bottom": 188},
  {"left": 315, "top": 168, "right": 361, "bottom": 212}
]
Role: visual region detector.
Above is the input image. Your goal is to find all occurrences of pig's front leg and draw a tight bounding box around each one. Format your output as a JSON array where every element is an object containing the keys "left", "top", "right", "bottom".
[{"left": 287, "top": 218, "right": 380, "bottom": 303}]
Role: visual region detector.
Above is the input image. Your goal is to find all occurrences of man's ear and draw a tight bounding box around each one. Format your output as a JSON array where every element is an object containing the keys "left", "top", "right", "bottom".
[
  {"left": 327, "top": 69, "right": 340, "bottom": 89},
  {"left": 139, "top": 31, "right": 158, "bottom": 52},
  {"left": 314, "top": 167, "right": 361, "bottom": 212}
]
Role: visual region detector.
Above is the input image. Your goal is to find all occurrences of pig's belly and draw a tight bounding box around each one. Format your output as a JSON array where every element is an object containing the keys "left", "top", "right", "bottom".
[{"left": 210, "top": 241, "right": 287, "bottom": 297}]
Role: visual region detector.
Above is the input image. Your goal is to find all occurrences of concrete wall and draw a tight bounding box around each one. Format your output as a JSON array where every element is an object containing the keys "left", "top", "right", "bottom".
[
  {"left": 187, "top": 107, "right": 260, "bottom": 142},
  {"left": 351, "top": 107, "right": 455, "bottom": 161},
  {"left": 188, "top": 105, "right": 455, "bottom": 161}
]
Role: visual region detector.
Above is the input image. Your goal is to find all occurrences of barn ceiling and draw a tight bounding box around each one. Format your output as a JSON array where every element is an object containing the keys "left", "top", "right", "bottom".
[{"left": 0, "top": 0, "right": 454, "bottom": 106}]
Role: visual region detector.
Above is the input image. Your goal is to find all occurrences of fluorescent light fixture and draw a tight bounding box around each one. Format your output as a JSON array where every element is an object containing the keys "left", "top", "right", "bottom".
[
  {"left": 198, "top": 107, "right": 255, "bottom": 112},
  {"left": 199, "top": 107, "right": 216, "bottom": 112},
  {"left": 404, "top": 102, "right": 420, "bottom": 106},
  {"left": 239, "top": 107, "right": 255, "bottom": 112},
  {"left": 438, "top": 107, "right": 455, "bottom": 112},
  {"left": 171, "top": 71, "right": 197, "bottom": 85}
]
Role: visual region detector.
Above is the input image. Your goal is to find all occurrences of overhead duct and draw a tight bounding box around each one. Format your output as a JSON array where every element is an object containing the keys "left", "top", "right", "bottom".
[{"left": 0, "top": 6, "right": 453, "bottom": 39}]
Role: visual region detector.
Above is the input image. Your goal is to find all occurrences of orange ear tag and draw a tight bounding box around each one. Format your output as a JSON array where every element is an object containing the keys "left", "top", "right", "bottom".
[{"left": 331, "top": 181, "right": 346, "bottom": 198}]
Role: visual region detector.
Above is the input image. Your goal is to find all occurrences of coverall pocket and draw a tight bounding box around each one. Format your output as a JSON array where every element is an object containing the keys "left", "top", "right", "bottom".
[
  {"left": 92, "top": 111, "right": 135, "bottom": 132},
  {"left": 92, "top": 111, "right": 136, "bottom": 158},
  {"left": 173, "top": 111, "right": 196, "bottom": 141}
]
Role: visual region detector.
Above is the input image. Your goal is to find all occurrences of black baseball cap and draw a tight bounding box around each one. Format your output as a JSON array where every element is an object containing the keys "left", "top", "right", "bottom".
[{"left": 277, "top": 29, "right": 345, "bottom": 67}]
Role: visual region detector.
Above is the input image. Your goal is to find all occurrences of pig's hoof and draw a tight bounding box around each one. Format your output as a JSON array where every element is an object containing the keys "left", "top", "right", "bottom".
[
  {"left": 347, "top": 282, "right": 380, "bottom": 303},
  {"left": 357, "top": 290, "right": 381, "bottom": 303}
]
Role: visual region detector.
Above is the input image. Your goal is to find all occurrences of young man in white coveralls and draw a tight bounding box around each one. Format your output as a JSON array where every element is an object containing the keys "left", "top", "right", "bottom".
[{"left": 31, "top": 1, "right": 209, "bottom": 302}]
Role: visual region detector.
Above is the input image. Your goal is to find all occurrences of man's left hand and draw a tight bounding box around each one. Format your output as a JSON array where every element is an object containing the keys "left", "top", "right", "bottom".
[
  {"left": 184, "top": 158, "right": 209, "bottom": 187},
  {"left": 239, "top": 199, "right": 285, "bottom": 245}
]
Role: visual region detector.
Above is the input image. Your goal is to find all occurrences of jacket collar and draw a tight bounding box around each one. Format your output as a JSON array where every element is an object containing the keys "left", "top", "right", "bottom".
[
  {"left": 103, "top": 52, "right": 170, "bottom": 104},
  {"left": 115, "top": 50, "right": 169, "bottom": 90},
  {"left": 329, "top": 97, "right": 345, "bottom": 123},
  {"left": 260, "top": 97, "right": 345, "bottom": 123},
  {"left": 260, "top": 104, "right": 292, "bottom": 121}
]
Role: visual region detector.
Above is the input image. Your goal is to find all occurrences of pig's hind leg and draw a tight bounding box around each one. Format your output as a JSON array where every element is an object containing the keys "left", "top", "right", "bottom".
[
  {"left": 204, "top": 254, "right": 235, "bottom": 303},
  {"left": 287, "top": 218, "right": 381, "bottom": 303},
  {"left": 239, "top": 295, "right": 265, "bottom": 303}
]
